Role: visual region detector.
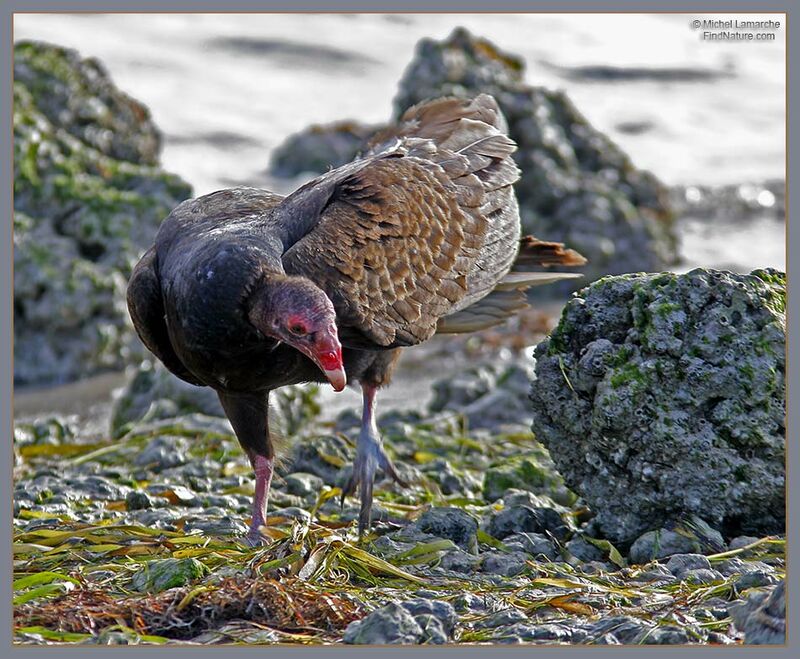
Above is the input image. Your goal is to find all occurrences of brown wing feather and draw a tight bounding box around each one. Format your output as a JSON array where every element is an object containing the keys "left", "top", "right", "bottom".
[
  {"left": 284, "top": 157, "right": 484, "bottom": 346},
  {"left": 282, "top": 94, "right": 521, "bottom": 348},
  {"left": 515, "top": 236, "right": 588, "bottom": 268}
]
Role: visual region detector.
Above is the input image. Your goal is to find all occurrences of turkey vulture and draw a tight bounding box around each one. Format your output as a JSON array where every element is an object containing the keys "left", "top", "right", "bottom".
[{"left": 127, "top": 94, "right": 585, "bottom": 544}]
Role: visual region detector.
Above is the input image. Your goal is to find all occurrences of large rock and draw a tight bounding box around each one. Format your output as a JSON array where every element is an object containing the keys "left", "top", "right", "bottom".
[
  {"left": 13, "top": 41, "right": 192, "bottom": 386},
  {"left": 530, "top": 268, "right": 785, "bottom": 545},
  {"left": 343, "top": 603, "right": 424, "bottom": 644}
]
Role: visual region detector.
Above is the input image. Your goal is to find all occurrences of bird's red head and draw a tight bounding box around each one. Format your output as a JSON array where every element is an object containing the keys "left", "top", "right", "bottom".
[{"left": 248, "top": 276, "right": 346, "bottom": 391}]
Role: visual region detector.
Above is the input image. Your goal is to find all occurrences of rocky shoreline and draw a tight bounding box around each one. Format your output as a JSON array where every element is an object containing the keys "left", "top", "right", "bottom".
[{"left": 13, "top": 344, "right": 785, "bottom": 645}]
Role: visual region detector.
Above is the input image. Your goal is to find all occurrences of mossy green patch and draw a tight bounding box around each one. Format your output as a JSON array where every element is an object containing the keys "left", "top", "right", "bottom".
[
  {"left": 751, "top": 269, "right": 786, "bottom": 316},
  {"left": 131, "top": 558, "right": 210, "bottom": 594},
  {"left": 14, "top": 40, "right": 192, "bottom": 385}
]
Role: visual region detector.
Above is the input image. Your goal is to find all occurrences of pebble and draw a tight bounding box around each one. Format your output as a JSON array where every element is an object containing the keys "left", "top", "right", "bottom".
[
  {"left": 729, "top": 536, "right": 761, "bottom": 551},
  {"left": 400, "top": 599, "right": 457, "bottom": 638},
  {"left": 134, "top": 508, "right": 182, "bottom": 529},
  {"left": 504, "top": 532, "right": 559, "bottom": 561},
  {"left": 473, "top": 608, "right": 528, "bottom": 629},
  {"left": 665, "top": 553, "right": 712, "bottom": 578},
  {"left": 631, "top": 563, "right": 676, "bottom": 583},
  {"left": 566, "top": 536, "right": 605, "bottom": 563},
  {"left": 421, "top": 458, "right": 472, "bottom": 496},
  {"left": 452, "top": 593, "right": 490, "bottom": 614},
  {"left": 717, "top": 557, "right": 773, "bottom": 577},
  {"left": 343, "top": 603, "right": 423, "bottom": 644},
  {"left": 480, "top": 550, "right": 530, "bottom": 576},
  {"left": 134, "top": 436, "right": 187, "bottom": 471},
  {"left": 414, "top": 614, "right": 448, "bottom": 644},
  {"left": 439, "top": 548, "right": 481, "bottom": 573},
  {"left": 485, "top": 506, "right": 570, "bottom": 541},
  {"left": 640, "top": 626, "right": 692, "bottom": 644},
  {"left": 283, "top": 472, "right": 324, "bottom": 498},
  {"left": 496, "top": 623, "right": 579, "bottom": 643},
  {"left": 588, "top": 616, "right": 653, "bottom": 644},
  {"left": 65, "top": 475, "right": 129, "bottom": 501},
  {"left": 629, "top": 529, "right": 701, "bottom": 564},
  {"left": 290, "top": 434, "right": 354, "bottom": 485},
  {"left": 125, "top": 490, "right": 152, "bottom": 511},
  {"left": 580, "top": 561, "right": 613, "bottom": 575},
  {"left": 412, "top": 507, "right": 478, "bottom": 551},
  {"left": 683, "top": 568, "right": 723, "bottom": 585},
  {"left": 735, "top": 571, "right": 781, "bottom": 590}
]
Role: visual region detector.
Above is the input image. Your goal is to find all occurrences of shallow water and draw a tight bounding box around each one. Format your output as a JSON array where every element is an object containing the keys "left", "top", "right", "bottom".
[{"left": 13, "top": 12, "right": 786, "bottom": 426}]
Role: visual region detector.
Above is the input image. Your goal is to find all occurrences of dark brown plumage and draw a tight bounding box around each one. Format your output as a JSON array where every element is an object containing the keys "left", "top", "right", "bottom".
[{"left": 127, "top": 94, "right": 585, "bottom": 543}]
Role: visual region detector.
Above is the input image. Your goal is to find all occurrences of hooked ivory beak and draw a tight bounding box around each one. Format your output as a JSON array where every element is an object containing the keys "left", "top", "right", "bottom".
[{"left": 309, "top": 326, "right": 346, "bottom": 392}]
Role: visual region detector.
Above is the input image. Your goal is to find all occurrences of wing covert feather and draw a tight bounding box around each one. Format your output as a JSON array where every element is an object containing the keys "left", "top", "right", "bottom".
[{"left": 282, "top": 94, "right": 522, "bottom": 349}]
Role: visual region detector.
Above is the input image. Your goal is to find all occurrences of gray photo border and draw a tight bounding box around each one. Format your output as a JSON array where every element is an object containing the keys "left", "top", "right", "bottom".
[{"left": 1, "top": 1, "right": 795, "bottom": 658}]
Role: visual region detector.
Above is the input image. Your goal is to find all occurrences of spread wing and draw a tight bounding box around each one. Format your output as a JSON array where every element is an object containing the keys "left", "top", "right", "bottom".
[
  {"left": 126, "top": 246, "right": 205, "bottom": 386},
  {"left": 281, "top": 94, "right": 521, "bottom": 348}
]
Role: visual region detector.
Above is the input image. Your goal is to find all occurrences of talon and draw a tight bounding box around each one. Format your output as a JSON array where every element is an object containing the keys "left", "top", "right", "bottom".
[
  {"left": 244, "top": 530, "right": 268, "bottom": 547},
  {"left": 342, "top": 382, "right": 409, "bottom": 536},
  {"left": 340, "top": 474, "right": 355, "bottom": 508},
  {"left": 379, "top": 454, "right": 408, "bottom": 488}
]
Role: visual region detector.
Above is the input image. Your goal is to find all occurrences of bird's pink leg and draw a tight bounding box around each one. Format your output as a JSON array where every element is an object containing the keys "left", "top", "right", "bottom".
[
  {"left": 341, "top": 383, "right": 407, "bottom": 537},
  {"left": 247, "top": 453, "right": 274, "bottom": 546}
]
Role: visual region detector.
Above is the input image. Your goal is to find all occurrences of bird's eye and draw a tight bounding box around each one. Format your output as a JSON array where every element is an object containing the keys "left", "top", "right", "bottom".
[{"left": 289, "top": 323, "right": 308, "bottom": 336}]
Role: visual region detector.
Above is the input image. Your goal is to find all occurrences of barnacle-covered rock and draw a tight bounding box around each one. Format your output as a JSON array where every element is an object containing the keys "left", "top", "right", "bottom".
[
  {"left": 13, "top": 41, "right": 192, "bottom": 386},
  {"left": 530, "top": 268, "right": 785, "bottom": 545}
]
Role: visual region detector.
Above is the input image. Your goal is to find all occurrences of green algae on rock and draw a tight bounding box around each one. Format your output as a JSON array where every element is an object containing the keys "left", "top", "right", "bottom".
[
  {"left": 530, "top": 268, "right": 786, "bottom": 546},
  {"left": 131, "top": 558, "right": 209, "bottom": 594},
  {"left": 13, "top": 41, "right": 193, "bottom": 386}
]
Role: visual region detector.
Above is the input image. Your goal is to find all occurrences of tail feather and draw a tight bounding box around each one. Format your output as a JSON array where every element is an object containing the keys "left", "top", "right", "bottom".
[
  {"left": 436, "top": 235, "right": 587, "bottom": 335},
  {"left": 436, "top": 289, "right": 528, "bottom": 334},
  {"left": 515, "top": 235, "right": 588, "bottom": 268}
]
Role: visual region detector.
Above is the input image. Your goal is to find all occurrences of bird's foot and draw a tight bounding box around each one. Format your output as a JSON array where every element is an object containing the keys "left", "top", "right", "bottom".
[
  {"left": 341, "top": 427, "right": 407, "bottom": 537},
  {"left": 244, "top": 527, "right": 269, "bottom": 548}
]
